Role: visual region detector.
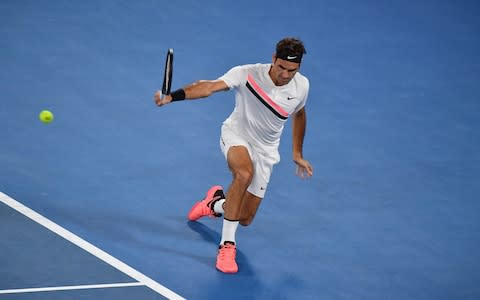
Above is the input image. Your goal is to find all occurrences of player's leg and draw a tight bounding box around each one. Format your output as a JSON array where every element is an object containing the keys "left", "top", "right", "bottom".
[
  {"left": 216, "top": 149, "right": 273, "bottom": 272},
  {"left": 218, "top": 144, "right": 253, "bottom": 245},
  {"left": 216, "top": 145, "right": 254, "bottom": 273}
]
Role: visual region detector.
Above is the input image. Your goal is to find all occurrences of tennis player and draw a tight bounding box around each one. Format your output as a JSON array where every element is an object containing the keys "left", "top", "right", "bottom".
[{"left": 154, "top": 37, "right": 313, "bottom": 273}]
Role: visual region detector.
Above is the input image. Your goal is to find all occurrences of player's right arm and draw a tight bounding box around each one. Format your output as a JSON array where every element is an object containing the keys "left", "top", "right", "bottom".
[{"left": 154, "top": 79, "right": 229, "bottom": 106}]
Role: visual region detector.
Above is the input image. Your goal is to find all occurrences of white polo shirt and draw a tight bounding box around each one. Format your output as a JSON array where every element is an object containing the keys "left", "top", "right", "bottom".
[{"left": 219, "top": 63, "right": 309, "bottom": 153}]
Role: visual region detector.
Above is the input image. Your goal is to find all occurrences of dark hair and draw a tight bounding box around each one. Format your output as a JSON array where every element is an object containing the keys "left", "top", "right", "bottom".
[{"left": 275, "top": 37, "right": 306, "bottom": 63}]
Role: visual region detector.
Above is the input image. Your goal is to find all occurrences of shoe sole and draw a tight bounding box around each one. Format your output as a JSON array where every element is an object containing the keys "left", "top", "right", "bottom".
[{"left": 216, "top": 266, "right": 238, "bottom": 273}]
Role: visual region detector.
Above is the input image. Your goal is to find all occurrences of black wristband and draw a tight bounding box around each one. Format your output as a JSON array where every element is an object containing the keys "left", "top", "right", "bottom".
[{"left": 170, "top": 89, "right": 186, "bottom": 101}]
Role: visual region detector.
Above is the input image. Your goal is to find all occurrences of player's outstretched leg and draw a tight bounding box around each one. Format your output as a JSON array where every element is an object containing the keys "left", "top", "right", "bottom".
[{"left": 187, "top": 185, "right": 225, "bottom": 221}]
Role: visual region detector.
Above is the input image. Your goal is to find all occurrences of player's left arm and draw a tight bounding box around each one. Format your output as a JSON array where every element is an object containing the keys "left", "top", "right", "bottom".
[{"left": 292, "top": 107, "right": 313, "bottom": 179}]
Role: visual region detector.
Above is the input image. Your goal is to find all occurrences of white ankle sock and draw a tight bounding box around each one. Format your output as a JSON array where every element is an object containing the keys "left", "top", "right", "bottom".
[
  {"left": 220, "top": 219, "right": 239, "bottom": 245},
  {"left": 213, "top": 199, "right": 225, "bottom": 214}
]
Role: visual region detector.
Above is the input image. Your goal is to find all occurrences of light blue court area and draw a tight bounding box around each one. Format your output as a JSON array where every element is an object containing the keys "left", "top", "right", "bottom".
[
  {"left": 1, "top": 0, "right": 480, "bottom": 299},
  {"left": 0, "top": 193, "right": 181, "bottom": 299}
]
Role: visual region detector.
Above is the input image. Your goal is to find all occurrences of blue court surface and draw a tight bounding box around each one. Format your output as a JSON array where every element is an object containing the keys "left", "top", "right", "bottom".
[{"left": 1, "top": 0, "right": 480, "bottom": 299}]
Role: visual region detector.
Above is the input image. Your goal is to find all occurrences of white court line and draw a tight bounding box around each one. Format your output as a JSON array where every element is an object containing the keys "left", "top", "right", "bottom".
[
  {"left": 0, "top": 282, "right": 143, "bottom": 294},
  {"left": 0, "top": 192, "right": 185, "bottom": 300}
]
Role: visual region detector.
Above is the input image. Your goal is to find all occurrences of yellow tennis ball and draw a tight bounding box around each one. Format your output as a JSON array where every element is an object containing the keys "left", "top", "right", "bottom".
[{"left": 39, "top": 110, "right": 54, "bottom": 123}]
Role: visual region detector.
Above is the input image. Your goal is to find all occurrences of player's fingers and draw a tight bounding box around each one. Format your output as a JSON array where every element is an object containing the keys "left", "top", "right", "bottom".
[
  {"left": 296, "top": 163, "right": 313, "bottom": 179},
  {"left": 306, "top": 164, "right": 313, "bottom": 177},
  {"left": 296, "top": 165, "right": 307, "bottom": 179},
  {"left": 154, "top": 91, "right": 165, "bottom": 106}
]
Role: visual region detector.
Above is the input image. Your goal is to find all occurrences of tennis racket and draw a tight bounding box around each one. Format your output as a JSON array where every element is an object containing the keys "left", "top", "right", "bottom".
[{"left": 162, "top": 48, "right": 174, "bottom": 96}]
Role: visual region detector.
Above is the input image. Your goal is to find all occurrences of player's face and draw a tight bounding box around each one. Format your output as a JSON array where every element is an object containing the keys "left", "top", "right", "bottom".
[{"left": 269, "top": 55, "right": 300, "bottom": 86}]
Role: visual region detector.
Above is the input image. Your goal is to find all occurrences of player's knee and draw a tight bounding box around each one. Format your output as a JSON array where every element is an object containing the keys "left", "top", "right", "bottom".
[{"left": 232, "top": 169, "right": 253, "bottom": 187}]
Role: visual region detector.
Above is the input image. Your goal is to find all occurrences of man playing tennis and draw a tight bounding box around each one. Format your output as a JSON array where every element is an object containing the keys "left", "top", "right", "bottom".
[{"left": 154, "top": 37, "right": 313, "bottom": 273}]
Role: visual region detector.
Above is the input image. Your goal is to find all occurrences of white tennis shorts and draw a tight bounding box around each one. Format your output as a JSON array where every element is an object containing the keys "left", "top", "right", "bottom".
[{"left": 219, "top": 123, "right": 280, "bottom": 198}]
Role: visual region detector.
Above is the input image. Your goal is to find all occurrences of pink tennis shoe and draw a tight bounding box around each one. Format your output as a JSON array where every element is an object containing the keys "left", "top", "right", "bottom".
[
  {"left": 216, "top": 242, "right": 238, "bottom": 273},
  {"left": 187, "top": 185, "right": 224, "bottom": 221}
]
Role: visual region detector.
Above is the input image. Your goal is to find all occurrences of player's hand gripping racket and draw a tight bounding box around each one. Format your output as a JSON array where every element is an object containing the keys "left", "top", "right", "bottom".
[{"left": 162, "top": 48, "right": 174, "bottom": 97}]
